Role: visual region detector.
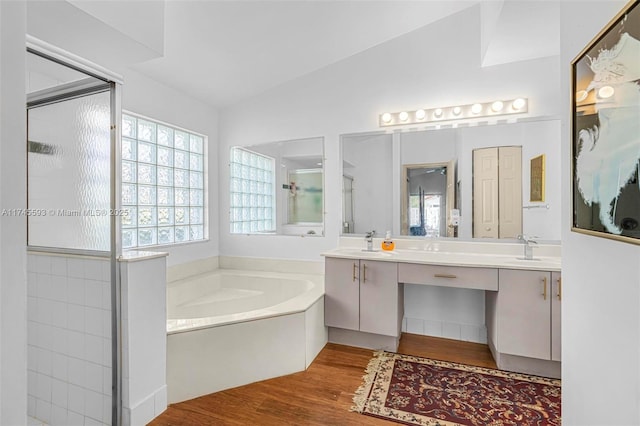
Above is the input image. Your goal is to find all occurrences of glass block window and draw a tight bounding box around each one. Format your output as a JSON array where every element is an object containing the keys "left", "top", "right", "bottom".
[
  {"left": 121, "top": 113, "right": 206, "bottom": 248},
  {"left": 230, "top": 147, "right": 275, "bottom": 233}
]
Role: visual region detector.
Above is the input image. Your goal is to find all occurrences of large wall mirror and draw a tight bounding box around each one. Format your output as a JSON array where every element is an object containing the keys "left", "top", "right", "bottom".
[
  {"left": 341, "top": 119, "right": 561, "bottom": 241},
  {"left": 230, "top": 137, "right": 324, "bottom": 236},
  {"left": 341, "top": 133, "right": 393, "bottom": 234}
]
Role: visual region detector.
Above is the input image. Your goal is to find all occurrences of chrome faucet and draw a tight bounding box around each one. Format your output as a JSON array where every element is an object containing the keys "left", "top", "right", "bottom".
[
  {"left": 364, "top": 230, "right": 376, "bottom": 251},
  {"left": 517, "top": 234, "right": 538, "bottom": 260}
]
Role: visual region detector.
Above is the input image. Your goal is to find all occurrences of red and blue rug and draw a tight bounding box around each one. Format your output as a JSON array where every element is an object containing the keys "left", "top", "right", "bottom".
[{"left": 351, "top": 351, "right": 561, "bottom": 426}]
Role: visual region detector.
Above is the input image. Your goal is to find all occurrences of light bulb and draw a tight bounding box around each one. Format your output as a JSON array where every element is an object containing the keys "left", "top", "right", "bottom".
[
  {"left": 452, "top": 106, "right": 462, "bottom": 116},
  {"left": 576, "top": 90, "right": 588, "bottom": 102},
  {"left": 415, "top": 109, "right": 426, "bottom": 120},
  {"left": 471, "top": 103, "right": 483, "bottom": 114},
  {"left": 381, "top": 112, "right": 392, "bottom": 123},
  {"left": 491, "top": 101, "right": 504, "bottom": 112},
  {"left": 512, "top": 98, "right": 526, "bottom": 110},
  {"left": 399, "top": 111, "right": 409, "bottom": 121},
  {"left": 433, "top": 108, "right": 443, "bottom": 118},
  {"left": 598, "top": 86, "right": 614, "bottom": 99}
]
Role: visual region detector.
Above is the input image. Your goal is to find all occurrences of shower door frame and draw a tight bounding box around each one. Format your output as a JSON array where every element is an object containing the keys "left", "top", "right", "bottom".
[{"left": 26, "top": 37, "right": 123, "bottom": 426}]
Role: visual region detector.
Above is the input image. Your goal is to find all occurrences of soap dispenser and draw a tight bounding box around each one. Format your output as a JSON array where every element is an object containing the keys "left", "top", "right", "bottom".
[{"left": 381, "top": 231, "right": 395, "bottom": 251}]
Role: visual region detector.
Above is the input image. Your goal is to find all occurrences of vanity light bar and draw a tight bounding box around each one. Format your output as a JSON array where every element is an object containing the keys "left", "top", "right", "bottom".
[{"left": 379, "top": 98, "right": 528, "bottom": 127}]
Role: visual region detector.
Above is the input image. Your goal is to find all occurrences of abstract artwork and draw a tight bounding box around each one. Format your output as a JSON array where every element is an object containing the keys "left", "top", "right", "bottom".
[{"left": 572, "top": 0, "right": 640, "bottom": 244}]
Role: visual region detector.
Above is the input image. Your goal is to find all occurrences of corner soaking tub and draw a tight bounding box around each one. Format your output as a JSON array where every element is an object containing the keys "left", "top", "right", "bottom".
[{"left": 166, "top": 269, "right": 326, "bottom": 403}]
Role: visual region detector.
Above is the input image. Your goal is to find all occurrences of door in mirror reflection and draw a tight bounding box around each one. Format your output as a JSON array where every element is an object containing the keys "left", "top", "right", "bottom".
[
  {"left": 472, "top": 146, "right": 522, "bottom": 238},
  {"left": 402, "top": 160, "right": 456, "bottom": 237}
]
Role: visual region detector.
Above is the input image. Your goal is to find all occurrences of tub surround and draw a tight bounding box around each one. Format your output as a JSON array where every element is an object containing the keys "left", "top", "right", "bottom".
[
  {"left": 166, "top": 255, "right": 220, "bottom": 283},
  {"left": 166, "top": 256, "right": 327, "bottom": 404},
  {"left": 167, "top": 269, "right": 324, "bottom": 334},
  {"left": 323, "top": 238, "right": 562, "bottom": 378}
]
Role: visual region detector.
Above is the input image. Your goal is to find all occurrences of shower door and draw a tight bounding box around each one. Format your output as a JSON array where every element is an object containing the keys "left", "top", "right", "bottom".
[{"left": 26, "top": 47, "right": 122, "bottom": 426}]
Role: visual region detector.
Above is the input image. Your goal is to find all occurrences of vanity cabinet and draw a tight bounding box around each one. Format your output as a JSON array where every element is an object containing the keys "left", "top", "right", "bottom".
[
  {"left": 325, "top": 257, "right": 400, "bottom": 337},
  {"left": 398, "top": 263, "right": 498, "bottom": 291},
  {"left": 496, "top": 269, "right": 561, "bottom": 361},
  {"left": 551, "top": 272, "right": 561, "bottom": 362}
]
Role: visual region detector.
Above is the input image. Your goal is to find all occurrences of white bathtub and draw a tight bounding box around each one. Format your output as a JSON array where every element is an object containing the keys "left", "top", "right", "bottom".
[{"left": 166, "top": 268, "right": 327, "bottom": 403}]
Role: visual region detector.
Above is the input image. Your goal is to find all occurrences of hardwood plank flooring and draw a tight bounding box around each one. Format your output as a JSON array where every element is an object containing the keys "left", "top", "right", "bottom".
[{"left": 149, "top": 334, "right": 497, "bottom": 426}]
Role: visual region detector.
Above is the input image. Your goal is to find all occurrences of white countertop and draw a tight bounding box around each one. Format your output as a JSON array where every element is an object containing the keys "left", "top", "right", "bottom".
[{"left": 322, "top": 238, "right": 561, "bottom": 272}]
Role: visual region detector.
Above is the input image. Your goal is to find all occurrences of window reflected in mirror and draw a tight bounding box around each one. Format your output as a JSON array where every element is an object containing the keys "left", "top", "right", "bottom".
[{"left": 230, "top": 137, "right": 324, "bottom": 236}]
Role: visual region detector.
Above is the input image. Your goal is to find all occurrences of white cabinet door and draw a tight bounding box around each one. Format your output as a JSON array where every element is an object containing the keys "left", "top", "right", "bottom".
[
  {"left": 324, "top": 257, "right": 360, "bottom": 331},
  {"left": 551, "top": 272, "right": 562, "bottom": 362},
  {"left": 359, "top": 260, "right": 399, "bottom": 337},
  {"left": 498, "top": 269, "right": 551, "bottom": 360}
]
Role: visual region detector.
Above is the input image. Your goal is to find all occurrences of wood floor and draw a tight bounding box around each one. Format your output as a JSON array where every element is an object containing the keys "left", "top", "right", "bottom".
[{"left": 149, "top": 333, "right": 497, "bottom": 426}]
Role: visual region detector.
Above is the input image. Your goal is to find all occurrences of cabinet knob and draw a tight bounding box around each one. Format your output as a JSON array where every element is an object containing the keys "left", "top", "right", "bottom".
[
  {"left": 352, "top": 263, "right": 357, "bottom": 282},
  {"left": 542, "top": 277, "right": 547, "bottom": 300}
]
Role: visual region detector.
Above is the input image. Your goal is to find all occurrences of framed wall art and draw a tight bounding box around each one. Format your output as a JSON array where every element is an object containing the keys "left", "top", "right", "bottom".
[{"left": 571, "top": 0, "right": 640, "bottom": 244}]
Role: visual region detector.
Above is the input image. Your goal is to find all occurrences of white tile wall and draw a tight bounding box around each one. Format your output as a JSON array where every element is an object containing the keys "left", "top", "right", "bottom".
[
  {"left": 402, "top": 284, "right": 488, "bottom": 344},
  {"left": 402, "top": 317, "right": 487, "bottom": 344},
  {"left": 27, "top": 253, "right": 112, "bottom": 426}
]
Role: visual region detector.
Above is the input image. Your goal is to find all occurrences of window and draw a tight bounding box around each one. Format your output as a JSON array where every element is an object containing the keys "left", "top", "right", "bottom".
[
  {"left": 121, "top": 113, "right": 206, "bottom": 248},
  {"left": 229, "top": 147, "right": 275, "bottom": 233}
]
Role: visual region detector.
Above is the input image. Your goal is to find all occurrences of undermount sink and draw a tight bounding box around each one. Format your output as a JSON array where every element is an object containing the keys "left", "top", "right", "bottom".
[
  {"left": 505, "top": 257, "right": 561, "bottom": 267},
  {"left": 336, "top": 248, "right": 395, "bottom": 257}
]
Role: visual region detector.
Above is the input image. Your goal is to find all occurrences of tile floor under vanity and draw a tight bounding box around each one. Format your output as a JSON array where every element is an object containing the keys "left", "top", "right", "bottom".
[{"left": 150, "top": 334, "right": 499, "bottom": 425}]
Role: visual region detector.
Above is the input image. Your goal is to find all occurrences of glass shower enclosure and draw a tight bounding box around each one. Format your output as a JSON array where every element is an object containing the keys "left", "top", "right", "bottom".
[{"left": 26, "top": 43, "right": 122, "bottom": 426}]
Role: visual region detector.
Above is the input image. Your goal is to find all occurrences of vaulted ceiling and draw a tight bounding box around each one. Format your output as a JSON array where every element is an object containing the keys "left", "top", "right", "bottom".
[{"left": 27, "top": 0, "right": 560, "bottom": 108}]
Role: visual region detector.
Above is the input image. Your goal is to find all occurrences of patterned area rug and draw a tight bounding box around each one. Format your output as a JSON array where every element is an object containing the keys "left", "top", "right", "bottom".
[{"left": 351, "top": 351, "right": 561, "bottom": 426}]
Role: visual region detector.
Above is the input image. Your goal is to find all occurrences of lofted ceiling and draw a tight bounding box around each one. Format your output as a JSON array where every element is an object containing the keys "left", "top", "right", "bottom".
[
  {"left": 130, "top": 0, "right": 480, "bottom": 108},
  {"left": 27, "top": 0, "right": 561, "bottom": 109}
]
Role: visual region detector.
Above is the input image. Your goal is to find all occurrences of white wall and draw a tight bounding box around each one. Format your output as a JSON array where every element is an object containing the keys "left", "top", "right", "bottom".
[
  {"left": 218, "top": 4, "right": 560, "bottom": 261},
  {"left": 120, "top": 69, "right": 220, "bottom": 267},
  {"left": 0, "top": 2, "right": 27, "bottom": 424},
  {"left": 559, "top": 1, "right": 640, "bottom": 425}
]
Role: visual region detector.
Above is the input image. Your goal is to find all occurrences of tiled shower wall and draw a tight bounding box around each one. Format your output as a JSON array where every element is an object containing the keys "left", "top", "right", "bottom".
[{"left": 27, "top": 253, "right": 112, "bottom": 426}]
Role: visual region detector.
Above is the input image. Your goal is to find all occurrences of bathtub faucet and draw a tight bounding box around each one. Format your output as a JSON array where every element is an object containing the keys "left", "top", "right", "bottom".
[{"left": 364, "top": 230, "right": 376, "bottom": 251}]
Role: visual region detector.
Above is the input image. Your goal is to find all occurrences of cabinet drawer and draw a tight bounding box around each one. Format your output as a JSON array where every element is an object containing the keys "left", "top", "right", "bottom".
[{"left": 398, "top": 263, "right": 498, "bottom": 291}]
